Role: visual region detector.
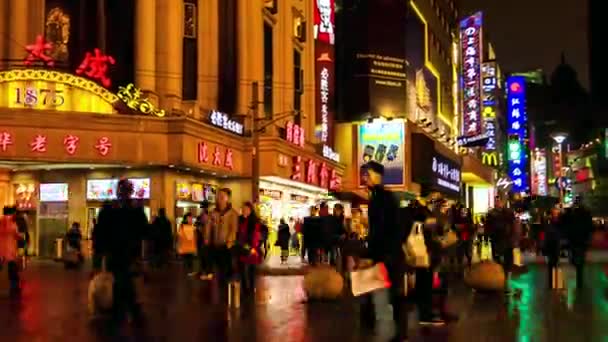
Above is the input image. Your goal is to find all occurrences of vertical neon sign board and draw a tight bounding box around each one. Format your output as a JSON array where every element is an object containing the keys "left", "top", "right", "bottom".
[
  {"left": 314, "top": 0, "right": 335, "bottom": 146},
  {"left": 506, "top": 76, "right": 529, "bottom": 193},
  {"left": 459, "top": 12, "right": 483, "bottom": 137}
]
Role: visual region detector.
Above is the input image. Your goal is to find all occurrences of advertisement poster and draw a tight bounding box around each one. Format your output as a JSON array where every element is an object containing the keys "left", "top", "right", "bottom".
[
  {"left": 406, "top": 5, "right": 438, "bottom": 126},
  {"left": 130, "top": 178, "right": 151, "bottom": 199},
  {"left": 87, "top": 179, "right": 119, "bottom": 200},
  {"left": 40, "top": 183, "right": 69, "bottom": 202},
  {"left": 314, "top": 0, "right": 335, "bottom": 146},
  {"left": 358, "top": 120, "right": 405, "bottom": 185}
]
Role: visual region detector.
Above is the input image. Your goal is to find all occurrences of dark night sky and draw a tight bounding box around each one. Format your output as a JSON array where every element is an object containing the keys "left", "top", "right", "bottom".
[{"left": 462, "top": 0, "right": 589, "bottom": 89}]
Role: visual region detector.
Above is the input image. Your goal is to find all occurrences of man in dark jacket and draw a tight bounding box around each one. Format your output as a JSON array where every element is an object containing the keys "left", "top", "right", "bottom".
[
  {"left": 486, "top": 197, "right": 516, "bottom": 273},
  {"left": 302, "top": 206, "right": 321, "bottom": 265},
  {"left": 96, "top": 178, "right": 148, "bottom": 323},
  {"left": 363, "top": 161, "right": 407, "bottom": 342}
]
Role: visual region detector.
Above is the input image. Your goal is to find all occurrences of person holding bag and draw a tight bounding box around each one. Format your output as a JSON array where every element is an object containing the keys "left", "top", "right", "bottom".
[{"left": 359, "top": 161, "right": 407, "bottom": 342}]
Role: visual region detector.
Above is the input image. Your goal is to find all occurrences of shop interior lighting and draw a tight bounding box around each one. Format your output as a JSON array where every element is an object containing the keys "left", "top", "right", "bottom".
[{"left": 260, "top": 176, "right": 331, "bottom": 195}]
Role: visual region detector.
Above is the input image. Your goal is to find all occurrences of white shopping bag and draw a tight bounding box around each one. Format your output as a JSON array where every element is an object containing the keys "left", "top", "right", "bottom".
[{"left": 404, "top": 222, "right": 429, "bottom": 268}]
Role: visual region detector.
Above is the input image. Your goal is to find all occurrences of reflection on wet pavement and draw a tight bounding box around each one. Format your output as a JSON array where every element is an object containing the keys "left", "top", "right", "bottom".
[{"left": 1, "top": 261, "right": 608, "bottom": 341}]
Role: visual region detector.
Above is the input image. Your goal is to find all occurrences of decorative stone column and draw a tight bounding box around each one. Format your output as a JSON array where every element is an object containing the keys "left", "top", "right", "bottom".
[
  {"left": 135, "top": 0, "right": 157, "bottom": 104},
  {"left": 8, "top": 0, "right": 28, "bottom": 63},
  {"left": 155, "top": 0, "right": 183, "bottom": 113},
  {"left": 197, "top": 0, "right": 219, "bottom": 116},
  {"left": 236, "top": 0, "right": 264, "bottom": 116},
  {"left": 0, "top": 1, "right": 7, "bottom": 62}
]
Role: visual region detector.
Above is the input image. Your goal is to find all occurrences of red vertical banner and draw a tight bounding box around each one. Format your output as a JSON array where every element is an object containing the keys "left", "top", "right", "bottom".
[{"left": 314, "top": 0, "right": 335, "bottom": 148}]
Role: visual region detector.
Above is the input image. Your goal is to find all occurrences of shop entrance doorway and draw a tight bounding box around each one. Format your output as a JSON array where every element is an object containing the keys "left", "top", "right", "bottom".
[{"left": 38, "top": 202, "right": 69, "bottom": 258}]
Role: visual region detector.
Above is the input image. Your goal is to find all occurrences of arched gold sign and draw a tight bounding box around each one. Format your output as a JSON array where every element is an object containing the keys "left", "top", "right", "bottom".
[{"left": 0, "top": 69, "right": 119, "bottom": 114}]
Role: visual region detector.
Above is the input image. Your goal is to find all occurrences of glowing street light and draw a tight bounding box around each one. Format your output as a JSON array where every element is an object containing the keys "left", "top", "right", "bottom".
[{"left": 551, "top": 132, "right": 568, "bottom": 203}]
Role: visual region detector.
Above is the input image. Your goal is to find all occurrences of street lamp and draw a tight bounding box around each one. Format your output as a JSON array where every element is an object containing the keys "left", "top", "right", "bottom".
[{"left": 551, "top": 132, "right": 568, "bottom": 203}]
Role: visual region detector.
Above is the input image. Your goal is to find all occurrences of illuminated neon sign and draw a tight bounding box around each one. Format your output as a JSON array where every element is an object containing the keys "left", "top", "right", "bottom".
[
  {"left": 532, "top": 148, "right": 547, "bottom": 196},
  {"left": 481, "top": 62, "right": 497, "bottom": 155},
  {"left": 459, "top": 12, "right": 483, "bottom": 137},
  {"left": 506, "top": 76, "right": 529, "bottom": 193}
]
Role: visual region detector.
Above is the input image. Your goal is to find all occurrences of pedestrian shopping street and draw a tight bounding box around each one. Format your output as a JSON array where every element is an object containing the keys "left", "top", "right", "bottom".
[{"left": 1, "top": 261, "right": 608, "bottom": 342}]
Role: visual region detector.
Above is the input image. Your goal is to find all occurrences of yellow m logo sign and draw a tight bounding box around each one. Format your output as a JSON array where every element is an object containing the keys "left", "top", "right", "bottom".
[{"left": 482, "top": 152, "right": 498, "bottom": 166}]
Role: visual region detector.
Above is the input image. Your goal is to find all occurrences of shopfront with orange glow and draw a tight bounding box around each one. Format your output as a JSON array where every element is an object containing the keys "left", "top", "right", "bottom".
[{"left": 0, "top": 65, "right": 250, "bottom": 258}]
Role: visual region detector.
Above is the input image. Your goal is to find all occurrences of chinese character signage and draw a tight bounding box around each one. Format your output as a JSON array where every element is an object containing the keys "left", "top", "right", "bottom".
[
  {"left": 15, "top": 183, "right": 36, "bottom": 210},
  {"left": 432, "top": 154, "right": 461, "bottom": 194},
  {"left": 0, "top": 131, "right": 113, "bottom": 157},
  {"left": 459, "top": 12, "right": 483, "bottom": 137},
  {"left": 285, "top": 121, "right": 305, "bottom": 147},
  {"left": 531, "top": 148, "right": 548, "bottom": 196},
  {"left": 197, "top": 141, "right": 234, "bottom": 170},
  {"left": 506, "top": 76, "right": 529, "bottom": 193},
  {"left": 290, "top": 155, "right": 341, "bottom": 191},
  {"left": 208, "top": 110, "right": 244, "bottom": 135},
  {"left": 481, "top": 62, "right": 497, "bottom": 156},
  {"left": 314, "top": 0, "right": 335, "bottom": 146},
  {"left": 357, "top": 120, "right": 405, "bottom": 186}
]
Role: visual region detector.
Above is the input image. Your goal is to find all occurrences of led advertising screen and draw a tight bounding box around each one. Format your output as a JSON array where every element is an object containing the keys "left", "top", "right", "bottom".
[
  {"left": 87, "top": 178, "right": 150, "bottom": 200},
  {"left": 459, "top": 12, "right": 483, "bottom": 137},
  {"left": 506, "top": 76, "right": 529, "bottom": 193},
  {"left": 130, "top": 178, "right": 151, "bottom": 199},
  {"left": 86, "top": 179, "right": 118, "bottom": 200},
  {"left": 531, "top": 149, "right": 548, "bottom": 196},
  {"left": 358, "top": 120, "right": 405, "bottom": 186},
  {"left": 40, "top": 183, "right": 68, "bottom": 202}
]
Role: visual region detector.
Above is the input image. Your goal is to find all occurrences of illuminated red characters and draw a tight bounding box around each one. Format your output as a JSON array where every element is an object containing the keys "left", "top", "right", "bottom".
[
  {"left": 63, "top": 135, "right": 80, "bottom": 155},
  {"left": 318, "top": 162, "right": 329, "bottom": 189},
  {"left": 0, "top": 132, "right": 13, "bottom": 152},
  {"left": 224, "top": 149, "right": 234, "bottom": 170},
  {"left": 198, "top": 142, "right": 209, "bottom": 163},
  {"left": 291, "top": 156, "right": 303, "bottom": 181},
  {"left": 285, "top": 121, "right": 305, "bottom": 147},
  {"left": 76, "top": 48, "right": 116, "bottom": 88},
  {"left": 212, "top": 147, "right": 222, "bottom": 166},
  {"left": 306, "top": 160, "right": 317, "bottom": 184},
  {"left": 24, "top": 35, "right": 54, "bottom": 67},
  {"left": 94, "top": 137, "right": 112, "bottom": 156},
  {"left": 30, "top": 134, "right": 48, "bottom": 152},
  {"left": 329, "top": 169, "right": 341, "bottom": 191}
]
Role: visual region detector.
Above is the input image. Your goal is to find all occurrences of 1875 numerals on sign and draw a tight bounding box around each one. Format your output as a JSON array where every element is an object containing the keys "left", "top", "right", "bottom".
[{"left": 15, "top": 88, "right": 65, "bottom": 107}]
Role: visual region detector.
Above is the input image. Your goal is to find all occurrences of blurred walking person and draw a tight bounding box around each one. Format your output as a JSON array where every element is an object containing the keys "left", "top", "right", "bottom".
[
  {"left": 544, "top": 207, "right": 563, "bottom": 288},
  {"left": 362, "top": 161, "right": 407, "bottom": 342},
  {"left": 485, "top": 196, "right": 517, "bottom": 290},
  {"left": 0, "top": 206, "right": 23, "bottom": 295},
  {"left": 150, "top": 208, "right": 173, "bottom": 269},
  {"left": 237, "top": 202, "right": 263, "bottom": 293},
  {"left": 562, "top": 196, "right": 593, "bottom": 288},
  {"left": 196, "top": 207, "right": 213, "bottom": 280},
  {"left": 277, "top": 219, "right": 291, "bottom": 264},
  {"left": 205, "top": 188, "right": 239, "bottom": 283},
  {"left": 302, "top": 206, "right": 321, "bottom": 265},
  {"left": 177, "top": 213, "right": 197, "bottom": 276},
  {"left": 95, "top": 178, "right": 148, "bottom": 324}
]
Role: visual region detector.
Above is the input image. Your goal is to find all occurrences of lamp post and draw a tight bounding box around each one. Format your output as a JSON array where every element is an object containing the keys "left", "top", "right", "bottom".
[{"left": 551, "top": 132, "right": 568, "bottom": 204}]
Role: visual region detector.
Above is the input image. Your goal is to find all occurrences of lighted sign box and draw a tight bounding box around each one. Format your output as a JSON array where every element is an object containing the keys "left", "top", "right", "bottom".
[
  {"left": 208, "top": 110, "right": 244, "bottom": 135},
  {"left": 459, "top": 12, "right": 483, "bottom": 138},
  {"left": 314, "top": 0, "right": 335, "bottom": 146},
  {"left": 86, "top": 179, "right": 118, "bottom": 200},
  {"left": 86, "top": 178, "right": 150, "bottom": 200},
  {"left": 357, "top": 120, "right": 405, "bottom": 186},
  {"left": 506, "top": 76, "right": 529, "bottom": 193},
  {"left": 40, "top": 183, "right": 68, "bottom": 202},
  {"left": 431, "top": 154, "right": 461, "bottom": 194},
  {"left": 130, "top": 178, "right": 151, "bottom": 199}
]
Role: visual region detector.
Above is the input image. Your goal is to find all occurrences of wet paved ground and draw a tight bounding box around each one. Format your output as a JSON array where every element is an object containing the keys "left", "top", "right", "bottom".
[{"left": 1, "top": 261, "right": 608, "bottom": 341}]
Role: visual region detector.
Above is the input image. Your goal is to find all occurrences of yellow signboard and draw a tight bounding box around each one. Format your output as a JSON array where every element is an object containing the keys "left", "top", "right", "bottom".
[
  {"left": 0, "top": 69, "right": 118, "bottom": 114},
  {"left": 483, "top": 106, "right": 496, "bottom": 118}
]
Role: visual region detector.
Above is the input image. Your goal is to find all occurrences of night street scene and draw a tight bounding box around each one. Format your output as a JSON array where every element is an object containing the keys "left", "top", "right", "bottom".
[{"left": 0, "top": 0, "right": 606, "bottom": 341}]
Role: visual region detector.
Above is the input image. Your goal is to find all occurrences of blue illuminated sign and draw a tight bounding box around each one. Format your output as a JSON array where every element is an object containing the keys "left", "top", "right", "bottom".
[{"left": 506, "top": 76, "right": 529, "bottom": 193}]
